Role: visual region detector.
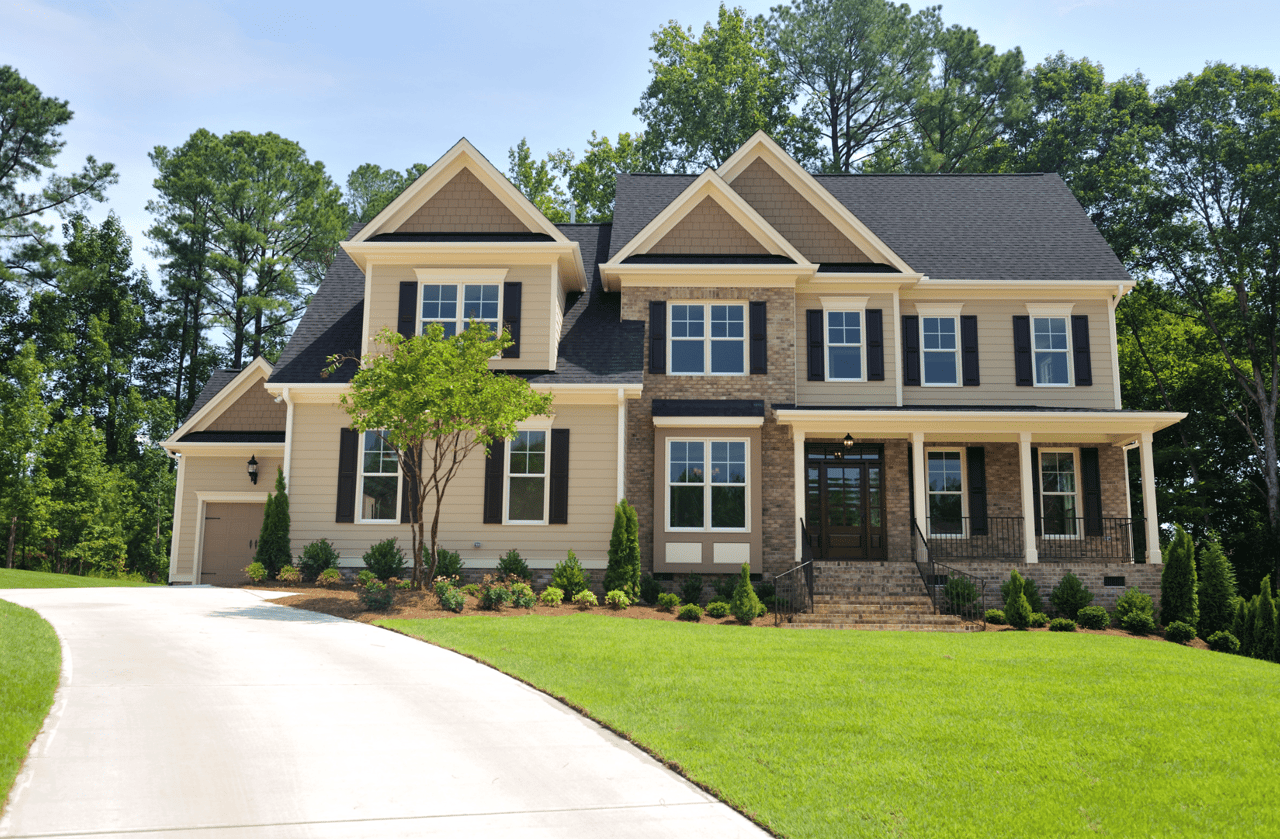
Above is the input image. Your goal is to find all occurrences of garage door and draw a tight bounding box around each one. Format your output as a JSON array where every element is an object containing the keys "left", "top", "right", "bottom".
[{"left": 201, "top": 503, "right": 267, "bottom": 585}]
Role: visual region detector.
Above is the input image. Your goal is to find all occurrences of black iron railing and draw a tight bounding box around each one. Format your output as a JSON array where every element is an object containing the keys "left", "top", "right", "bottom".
[
  {"left": 773, "top": 519, "right": 814, "bottom": 625},
  {"left": 924, "top": 516, "right": 1141, "bottom": 562},
  {"left": 1036, "top": 517, "right": 1141, "bottom": 561},
  {"left": 913, "top": 521, "right": 986, "bottom": 625},
  {"left": 925, "top": 516, "right": 1024, "bottom": 559}
]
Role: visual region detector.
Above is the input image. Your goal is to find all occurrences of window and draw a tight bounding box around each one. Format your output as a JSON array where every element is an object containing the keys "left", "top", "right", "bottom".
[
  {"left": 826, "top": 311, "right": 863, "bottom": 380},
  {"left": 360, "top": 431, "right": 398, "bottom": 522},
  {"left": 421, "top": 283, "right": 500, "bottom": 338},
  {"left": 922, "top": 317, "right": 958, "bottom": 385},
  {"left": 1032, "top": 316, "right": 1070, "bottom": 385},
  {"left": 1040, "top": 450, "right": 1079, "bottom": 536},
  {"left": 927, "top": 450, "right": 964, "bottom": 535},
  {"left": 668, "top": 439, "right": 747, "bottom": 530},
  {"left": 669, "top": 303, "right": 745, "bottom": 375},
  {"left": 506, "top": 430, "right": 547, "bottom": 524}
]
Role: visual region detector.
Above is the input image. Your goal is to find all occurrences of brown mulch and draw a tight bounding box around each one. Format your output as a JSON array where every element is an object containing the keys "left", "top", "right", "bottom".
[{"left": 981, "top": 620, "right": 1210, "bottom": 649}]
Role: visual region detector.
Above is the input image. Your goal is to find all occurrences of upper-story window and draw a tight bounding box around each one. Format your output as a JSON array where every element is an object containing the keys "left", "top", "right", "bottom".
[
  {"left": 1032, "top": 317, "right": 1070, "bottom": 385},
  {"left": 827, "top": 311, "right": 863, "bottom": 381},
  {"left": 421, "top": 283, "right": 500, "bottom": 338},
  {"left": 360, "top": 431, "right": 398, "bottom": 522},
  {"left": 915, "top": 303, "right": 963, "bottom": 386},
  {"left": 669, "top": 303, "right": 745, "bottom": 375}
]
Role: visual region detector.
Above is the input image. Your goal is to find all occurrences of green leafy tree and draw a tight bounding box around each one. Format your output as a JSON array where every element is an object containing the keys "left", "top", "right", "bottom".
[
  {"left": 604, "top": 498, "right": 641, "bottom": 600},
  {"left": 1161, "top": 524, "right": 1199, "bottom": 629},
  {"left": 343, "top": 162, "right": 429, "bottom": 224},
  {"left": 43, "top": 416, "right": 129, "bottom": 575},
  {"left": 508, "top": 139, "right": 568, "bottom": 222},
  {"left": 1197, "top": 534, "right": 1238, "bottom": 639},
  {"left": 328, "top": 325, "right": 553, "bottom": 588},
  {"left": 0, "top": 342, "right": 53, "bottom": 567},
  {"left": 549, "top": 132, "right": 647, "bottom": 223},
  {"left": 636, "top": 4, "right": 824, "bottom": 171},
  {"left": 253, "top": 467, "right": 291, "bottom": 577},
  {"left": 768, "top": 0, "right": 940, "bottom": 172}
]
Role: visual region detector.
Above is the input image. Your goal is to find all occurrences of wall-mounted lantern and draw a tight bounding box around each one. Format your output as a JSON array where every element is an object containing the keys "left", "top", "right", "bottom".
[{"left": 247, "top": 454, "right": 259, "bottom": 485}]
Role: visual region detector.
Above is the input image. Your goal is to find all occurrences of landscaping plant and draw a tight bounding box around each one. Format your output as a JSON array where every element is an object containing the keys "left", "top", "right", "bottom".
[
  {"left": 1049, "top": 618, "right": 1077, "bottom": 632},
  {"left": 677, "top": 603, "right": 703, "bottom": 622},
  {"left": 276, "top": 565, "right": 300, "bottom": 583},
  {"left": 357, "top": 569, "right": 375, "bottom": 586},
  {"left": 358, "top": 578, "right": 393, "bottom": 610},
  {"left": 1122, "top": 610, "right": 1156, "bottom": 635},
  {"left": 1004, "top": 569, "right": 1033, "bottom": 630},
  {"left": 1161, "top": 525, "right": 1198, "bottom": 630},
  {"left": 363, "top": 538, "right": 407, "bottom": 581},
  {"left": 298, "top": 538, "right": 340, "bottom": 582},
  {"left": 479, "top": 574, "right": 513, "bottom": 610},
  {"left": 944, "top": 575, "right": 979, "bottom": 616},
  {"left": 1029, "top": 612, "right": 1049, "bottom": 628},
  {"left": 433, "top": 547, "right": 464, "bottom": 578},
  {"left": 511, "top": 581, "right": 536, "bottom": 609},
  {"left": 1001, "top": 573, "right": 1042, "bottom": 613},
  {"left": 657, "top": 592, "right": 680, "bottom": 612},
  {"left": 551, "top": 550, "right": 588, "bottom": 600},
  {"left": 539, "top": 586, "right": 564, "bottom": 606},
  {"left": 604, "top": 499, "right": 641, "bottom": 600},
  {"left": 1233, "top": 596, "right": 1252, "bottom": 657},
  {"left": 439, "top": 586, "right": 465, "bottom": 613},
  {"left": 316, "top": 568, "right": 343, "bottom": 586},
  {"left": 1076, "top": 606, "right": 1110, "bottom": 630},
  {"left": 1207, "top": 630, "right": 1240, "bottom": 654},
  {"left": 713, "top": 575, "right": 738, "bottom": 602},
  {"left": 1049, "top": 572, "right": 1093, "bottom": 620},
  {"left": 252, "top": 467, "right": 292, "bottom": 578},
  {"left": 679, "top": 573, "right": 704, "bottom": 606},
  {"left": 1196, "top": 535, "right": 1237, "bottom": 639},
  {"left": 572, "top": 589, "right": 598, "bottom": 609},
  {"left": 1251, "top": 575, "right": 1276, "bottom": 662},
  {"left": 1165, "top": 621, "right": 1197, "bottom": 644},
  {"left": 1113, "top": 587, "right": 1155, "bottom": 628},
  {"left": 245, "top": 562, "right": 268, "bottom": 583},
  {"left": 985, "top": 608, "right": 1006, "bottom": 625},
  {"left": 605, "top": 589, "right": 631, "bottom": 610},
  {"left": 706, "top": 601, "right": 730, "bottom": 618},
  {"left": 730, "top": 562, "right": 763, "bottom": 625},
  {"left": 639, "top": 573, "right": 663, "bottom": 605},
  {"left": 497, "top": 549, "right": 530, "bottom": 581}
]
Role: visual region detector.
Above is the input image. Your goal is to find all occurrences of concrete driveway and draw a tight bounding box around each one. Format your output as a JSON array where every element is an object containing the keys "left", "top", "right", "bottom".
[{"left": 1, "top": 587, "right": 768, "bottom": 838}]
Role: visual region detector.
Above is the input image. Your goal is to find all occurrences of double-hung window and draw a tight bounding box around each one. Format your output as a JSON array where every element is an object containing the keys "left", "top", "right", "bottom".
[
  {"left": 1033, "top": 317, "right": 1070, "bottom": 385},
  {"left": 822, "top": 296, "right": 868, "bottom": 381},
  {"left": 926, "top": 450, "right": 964, "bottom": 535},
  {"left": 669, "top": 303, "right": 745, "bottom": 375},
  {"left": 420, "top": 283, "right": 500, "bottom": 338},
  {"left": 360, "top": 431, "right": 399, "bottom": 522},
  {"left": 668, "top": 439, "right": 747, "bottom": 530},
  {"left": 506, "top": 429, "right": 547, "bottom": 524},
  {"left": 1039, "top": 450, "right": 1079, "bottom": 536},
  {"left": 916, "top": 304, "right": 962, "bottom": 386}
]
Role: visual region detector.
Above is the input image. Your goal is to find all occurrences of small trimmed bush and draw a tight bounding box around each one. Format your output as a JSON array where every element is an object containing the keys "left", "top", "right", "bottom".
[
  {"left": 358, "top": 579, "right": 393, "bottom": 611},
  {"left": 395, "top": 579, "right": 411, "bottom": 591},
  {"left": 680, "top": 574, "right": 704, "bottom": 606},
  {"left": 572, "top": 589, "right": 598, "bottom": 609},
  {"left": 713, "top": 576, "right": 738, "bottom": 602},
  {"left": 605, "top": 589, "right": 632, "bottom": 610},
  {"left": 706, "top": 600, "right": 730, "bottom": 618},
  {"left": 1114, "top": 587, "right": 1155, "bottom": 627},
  {"left": 462, "top": 583, "right": 481, "bottom": 598},
  {"left": 479, "top": 574, "right": 513, "bottom": 610},
  {"left": 245, "top": 562, "right": 268, "bottom": 583},
  {"left": 497, "top": 549, "right": 530, "bottom": 581},
  {"left": 1049, "top": 618, "right": 1077, "bottom": 632},
  {"left": 356, "top": 569, "right": 375, "bottom": 586},
  {"left": 439, "top": 586, "right": 465, "bottom": 613},
  {"left": 276, "top": 565, "right": 301, "bottom": 583},
  {"left": 298, "top": 538, "right": 340, "bottom": 581},
  {"left": 1076, "top": 606, "right": 1110, "bottom": 630},
  {"left": 677, "top": 603, "right": 703, "bottom": 622},
  {"left": 539, "top": 586, "right": 564, "bottom": 606},
  {"left": 363, "top": 538, "right": 407, "bottom": 582},
  {"left": 511, "top": 581, "right": 536, "bottom": 609},
  {"left": 730, "top": 563, "right": 764, "bottom": 625},
  {"left": 639, "top": 573, "right": 663, "bottom": 605},
  {"left": 1005, "top": 570, "right": 1032, "bottom": 630},
  {"left": 552, "top": 551, "right": 588, "bottom": 600},
  {"left": 316, "top": 568, "right": 343, "bottom": 586},
  {"left": 1029, "top": 612, "right": 1049, "bottom": 628},
  {"left": 1001, "top": 574, "right": 1043, "bottom": 613},
  {"left": 433, "top": 548, "right": 464, "bottom": 578},
  {"left": 1122, "top": 610, "right": 1156, "bottom": 635},
  {"left": 1050, "top": 572, "right": 1093, "bottom": 620},
  {"left": 1165, "top": 621, "right": 1196, "bottom": 644},
  {"left": 433, "top": 575, "right": 459, "bottom": 599},
  {"left": 1207, "top": 630, "right": 1240, "bottom": 654},
  {"left": 985, "top": 609, "right": 1006, "bottom": 625},
  {"left": 657, "top": 592, "right": 680, "bottom": 612}
]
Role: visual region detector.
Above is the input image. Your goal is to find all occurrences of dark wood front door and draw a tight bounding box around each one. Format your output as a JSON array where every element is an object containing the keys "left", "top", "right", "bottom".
[{"left": 818, "top": 461, "right": 886, "bottom": 560}]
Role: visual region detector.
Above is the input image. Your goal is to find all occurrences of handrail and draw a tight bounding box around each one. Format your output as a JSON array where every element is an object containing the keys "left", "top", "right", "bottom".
[
  {"left": 913, "top": 520, "right": 986, "bottom": 627},
  {"left": 925, "top": 516, "right": 1142, "bottom": 561},
  {"left": 774, "top": 519, "right": 814, "bottom": 625}
]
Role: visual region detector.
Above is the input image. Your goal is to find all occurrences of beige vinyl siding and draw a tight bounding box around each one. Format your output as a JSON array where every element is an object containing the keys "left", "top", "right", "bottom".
[
  {"left": 286, "top": 401, "right": 620, "bottom": 569},
  {"left": 172, "top": 453, "right": 281, "bottom": 579},
  {"left": 647, "top": 197, "right": 769, "bottom": 255},
  {"left": 365, "top": 263, "right": 556, "bottom": 372},
  {"left": 204, "top": 380, "right": 286, "bottom": 431},
  {"left": 794, "top": 291, "right": 898, "bottom": 406},
  {"left": 901, "top": 299, "right": 1117, "bottom": 408}
]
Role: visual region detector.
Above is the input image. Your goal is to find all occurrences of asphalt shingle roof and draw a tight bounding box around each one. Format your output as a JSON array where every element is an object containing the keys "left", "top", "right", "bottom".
[{"left": 182, "top": 369, "right": 240, "bottom": 423}]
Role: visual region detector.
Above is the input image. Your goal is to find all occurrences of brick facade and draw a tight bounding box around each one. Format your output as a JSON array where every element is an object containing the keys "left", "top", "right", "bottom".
[{"left": 944, "top": 560, "right": 1163, "bottom": 614}]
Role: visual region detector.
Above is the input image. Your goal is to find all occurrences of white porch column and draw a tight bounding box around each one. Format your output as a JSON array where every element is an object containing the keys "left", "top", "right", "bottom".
[
  {"left": 1019, "top": 432, "right": 1039, "bottom": 563},
  {"left": 1141, "top": 431, "right": 1162, "bottom": 564},
  {"left": 911, "top": 432, "right": 927, "bottom": 537},
  {"left": 793, "top": 428, "right": 805, "bottom": 562}
]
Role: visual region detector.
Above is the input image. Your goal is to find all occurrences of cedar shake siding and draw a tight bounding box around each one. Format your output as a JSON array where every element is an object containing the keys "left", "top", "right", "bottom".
[
  {"left": 396, "top": 168, "right": 531, "bottom": 234},
  {"left": 646, "top": 197, "right": 771, "bottom": 255}
]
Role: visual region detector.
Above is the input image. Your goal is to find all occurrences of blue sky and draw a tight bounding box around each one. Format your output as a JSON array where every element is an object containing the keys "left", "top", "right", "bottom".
[{"left": 7, "top": 0, "right": 1277, "bottom": 279}]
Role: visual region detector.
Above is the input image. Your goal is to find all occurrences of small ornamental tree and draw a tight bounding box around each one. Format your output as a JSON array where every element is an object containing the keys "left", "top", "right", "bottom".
[
  {"left": 730, "top": 562, "right": 763, "bottom": 625},
  {"left": 1004, "top": 568, "right": 1032, "bottom": 630},
  {"left": 1049, "top": 571, "right": 1093, "bottom": 620},
  {"left": 1196, "top": 535, "right": 1237, "bottom": 639},
  {"left": 328, "top": 326, "right": 553, "bottom": 588},
  {"left": 1253, "top": 576, "right": 1277, "bottom": 662},
  {"left": 1161, "top": 525, "right": 1198, "bottom": 630},
  {"left": 604, "top": 498, "right": 641, "bottom": 600},
  {"left": 253, "top": 467, "right": 291, "bottom": 577}
]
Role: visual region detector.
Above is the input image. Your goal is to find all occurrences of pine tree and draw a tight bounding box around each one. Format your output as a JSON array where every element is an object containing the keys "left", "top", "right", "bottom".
[
  {"left": 1253, "top": 576, "right": 1276, "bottom": 662},
  {"left": 1160, "top": 524, "right": 1198, "bottom": 629},
  {"left": 253, "top": 467, "right": 291, "bottom": 576},
  {"left": 1239, "top": 596, "right": 1256, "bottom": 658},
  {"left": 1005, "top": 569, "right": 1032, "bottom": 630},
  {"left": 1231, "top": 597, "right": 1248, "bottom": 656},
  {"left": 1196, "top": 536, "right": 1237, "bottom": 639},
  {"left": 730, "top": 562, "right": 763, "bottom": 625},
  {"left": 605, "top": 498, "right": 641, "bottom": 600}
]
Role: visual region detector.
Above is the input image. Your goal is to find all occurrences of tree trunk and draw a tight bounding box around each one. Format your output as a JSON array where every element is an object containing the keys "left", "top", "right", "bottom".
[{"left": 5, "top": 517, "right": 16, "bottom": 569}]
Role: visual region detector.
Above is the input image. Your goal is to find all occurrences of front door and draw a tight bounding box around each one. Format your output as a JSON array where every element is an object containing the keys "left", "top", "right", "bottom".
[{"left": 807, "top": 452, "right": 887, "bottom": 560}]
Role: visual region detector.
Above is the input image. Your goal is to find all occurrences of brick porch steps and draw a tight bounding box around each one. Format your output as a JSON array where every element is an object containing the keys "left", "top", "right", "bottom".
[{"left": 783, "top": 560, "right": 977, "bottom": 632}]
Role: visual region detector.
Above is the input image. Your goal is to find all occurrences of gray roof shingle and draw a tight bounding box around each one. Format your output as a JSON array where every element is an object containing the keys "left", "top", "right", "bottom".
[{"left": 182, "top": 369, "right": 240, "bottom": 423}]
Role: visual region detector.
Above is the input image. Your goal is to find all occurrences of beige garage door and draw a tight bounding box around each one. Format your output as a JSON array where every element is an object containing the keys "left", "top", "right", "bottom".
[{"left": 201, "top": 502, "right": 267, "bottom": 585}]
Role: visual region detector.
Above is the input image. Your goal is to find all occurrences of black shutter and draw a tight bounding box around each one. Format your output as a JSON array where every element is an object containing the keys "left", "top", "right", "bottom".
[
  {"left": 1081, "top": 447, "right": 1102, "bottom": 537},
  {"left": 1013, "top": 316, "right": 1033, "bottom": 386},
  {"left": 806, "top": 309, "right": 824, "bottom": 381},
  {"left": 483, "top": 440, "right": 505, "bottom": 524},
  {"left": 649, "top": 301, "right": 666, "bottom": 374},
  {"left": 501, "top": 282, "right": 522, "bottom": 358},
  {"left": 336, "top": 428, "right": 358, "bottom": 523},
  {"left": 549, "top": 429, "right": 570, "bottom": 524},
  {"left": 966, "top": 447, "right": 988, "bottom": 536},
  {"left": 902, "top": 315, "right": 920, "bottom": 386},
  {"left": 961, "top": 315, "right": 980, "bottom": 386},
  {"left": 400, "top": 446, "right": 420, "bottom": 524},
  {"left": 749, "top": 301, "right": 767, "bottom": 375},
  {"left": 1030, "top": 446, "right": 1041, "bottom": 537},
  {"left": 1072, "top": 315, "right": 1092, "bottom": 386},
  {"left": 867, "top": 309, "right": 884, "bottom": 381},
  {"left": 397, "top": 282, "right": 417, "bottom": 340}
]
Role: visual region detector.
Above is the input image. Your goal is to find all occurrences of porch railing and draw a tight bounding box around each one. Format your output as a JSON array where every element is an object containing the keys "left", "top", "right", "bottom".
[
  {"left": 773, "top": 519, "right": 814, "bottom": 625},
  {"left": 925, "top": 516, "right": 1141, "bottom": 562},
  {"left": 913, "top": 521, "right": 987, "bottom": 625},
  {"left": 1037, "top": 517, "right": 1141, "bottom": 561}
]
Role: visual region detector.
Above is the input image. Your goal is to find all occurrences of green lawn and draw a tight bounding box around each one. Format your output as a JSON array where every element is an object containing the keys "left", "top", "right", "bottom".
[
  {"left": 384, "top": 614, "right": 1280, "bottom": 839},
  {"left": 0, "top": 568, "right": 156, "bottom": 589},
  {"left": 0, "top": 599, "right": 60, "bottom": 810}
]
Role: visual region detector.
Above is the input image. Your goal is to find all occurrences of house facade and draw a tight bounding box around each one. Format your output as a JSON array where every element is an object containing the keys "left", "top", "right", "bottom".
[{"left": 163, "top": 133, "right": 1182, "bottom": 604}]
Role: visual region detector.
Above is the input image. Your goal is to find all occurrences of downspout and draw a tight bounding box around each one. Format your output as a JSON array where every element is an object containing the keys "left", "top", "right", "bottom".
[
  {"left": 279, "top": 386, "right": 295, "bottom": 489},
  {"left": 616, "top": 387, "right": 626, "bottom": 502}
]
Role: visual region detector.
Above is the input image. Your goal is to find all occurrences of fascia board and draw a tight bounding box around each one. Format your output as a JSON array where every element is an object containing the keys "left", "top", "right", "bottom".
[
  {"left": 263, "top": 382, "right": 350, "bottom": 403},
  {"left": 167, "top": 358, "right": 274, "bottom": 443},
  {"left": 903, "top": 278, "right": 1135, "bottom": 301},
  {"left": 341, "top": 241, "right": 586, "bottom": 290},
  {"left": 528, "top": 382, "right": 644, "bottom": 405},
  {"left": 775, "top": 408, "right": 1186, "bottom": 440},
  {"left": 599, "top": 261, "right": 816, "bottom": 292}
]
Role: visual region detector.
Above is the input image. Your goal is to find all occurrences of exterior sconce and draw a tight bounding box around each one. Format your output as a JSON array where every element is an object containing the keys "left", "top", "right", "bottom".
[
  {"left": 247, "top": 454, "right": 259, "bottom": 485},
  {"left": 842, "top": 433, "right": 855, "bottom": 450}
]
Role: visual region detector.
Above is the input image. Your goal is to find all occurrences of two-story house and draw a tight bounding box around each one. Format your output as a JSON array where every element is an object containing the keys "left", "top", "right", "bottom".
[{"left": 163, "top": 133, "right": 1182, "bottom": 610}]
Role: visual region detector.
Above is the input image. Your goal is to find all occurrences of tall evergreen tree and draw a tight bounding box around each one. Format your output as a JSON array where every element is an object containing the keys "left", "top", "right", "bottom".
[
  {"left": 253, "top": 467, "right": 292, "bottom": 577},
  {"left": 1253, "top": 577, "right": 1277, "bottom": 662},
  {"left": 1161, "top": 525, "right": 1199, "bottom": 628},
  {"left": 1196, "top": 535, "right": 1237, "bottom": 639}
]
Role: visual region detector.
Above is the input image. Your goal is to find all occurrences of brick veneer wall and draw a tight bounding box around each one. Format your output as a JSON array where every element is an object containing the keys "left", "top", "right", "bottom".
[{"left": 944, "top": 560, "right": 1162, "bottom": 614}]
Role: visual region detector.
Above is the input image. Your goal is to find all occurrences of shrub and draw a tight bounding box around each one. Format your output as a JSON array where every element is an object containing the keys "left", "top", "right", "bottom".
[
  {"left": 639, "top": 573, "right": 663, "bottom": 605},
  {"left": 395, "top": 579, "right": 411, "bottom": 591},
  {"left": 496, "top": 549, "right": 530, "bottom": 581},
  {"left": 679, "top": 574, "right": 704, "bottom": 606},
  {"left": 439, "top": 586, "right": 465, "bottom": 613},
  {"left": 433, "top": 575, "right": 460, "bottom": 599},
  {"left": 551, "top": 551, "right": 588, "bottom": 600},
  {"left": 276, "top": 565, "right": 301, "bottom": 583},
  {"left": 539, "top": 586, "right": 564, "bottom": 606},
  {"left": 433, "top": 548, "right": 464, "bottom": 579},
  {"left": 572, "top": 589, "right": 598, "bottom": 609},
  {"left": 462, "top": 583, "right": 481, "bottom": 598},
  {"left": 730, "top": 562, "right": 764, "bottom": 625},
  {"left": 1030, "top": 612, "right": 1049, "bottom": 628},
  {"left": 356, "top": 569, "right": 375, "bottom": 586},
  {"left": 298, "top": 538, "right": 340, "bottom": 582},
  {"left": 1207, "top": 630, "right": 1240, "bottom": 655},
  {"left": 1050, "top": 572, "right": 1093, "bottom": 620},
  {"left": 1253, "top": 576, "right": 1277, "bottom": 662},
  {"left": 756, "top": 601, "right": 768, "bottom": 618},
  {"left": 1235, "top": 596, "right": 1253, "bottom": 657},
  {"left": 363, "top": 538, "right": 407, "bottom": 581},
  {"left": 713, "top": 575, "right": 738, "bottom": 602},
  {"left": 605, "top": 589, "right": 631, "bottom": 610},
  {"left": 604, "top": 499, "right": 641, "bottom": 600},
  {"left": 358, "top": 579, "right": 393, "bottom": 611},
  {"left": 985, "top": 609, "right": 1006, "bottom": 625},
  {"left": 1161, "top": 525, "right": 1199, "bottom": 630},
  {"left": 245, "top": 562, "right": 268, "bottom": 583},
  {"left": 754, "top": 580, "right": 776, "bottom": 611},
  {"left": 657, "top": 592, "right": 680, "bottom": 612},
  {"left": 1197, "top": 535, "right": 1238, "bottom": 639},
  {"left": 316, "top": 568, "right": 343, "bottom": 587},
  {"left": 1046, "top": 617, "right": 1076, "bottom": 632},
  {"left": 1113, "top": 587, "right": 1154, "bottom": 627},
  {"left": 1001, "top": 574, "right": 1043, "bottom": 613},
  {"left": 677, "top": 603, "right": 703, "bottom": 622},
  {"left": 253, "top": 467, "right": 292, "bottom": 577},
  {"left": 1165, "top": 621, "right": 1196, "bottom": 644},
  {"left": 944, "top": 576, "right": 979, "bottom": 615},
  {"left": 479, "top": 574, "right": 513, "bottom": 610},
  {"left": 1004, "top": 569, "right": 1032, "bottom": 630},
  {"left": 706, "top": 601, "right": 730, "bottom": 618},
  {"left": 1122, "top": 610, "right": 1156, "bottom": 635},
  {"left": 511, "top": 581, "right": 536, "bottom": 609},
  {"left": 1076, "top": 606, "right": 1110, "bottom": 630}
]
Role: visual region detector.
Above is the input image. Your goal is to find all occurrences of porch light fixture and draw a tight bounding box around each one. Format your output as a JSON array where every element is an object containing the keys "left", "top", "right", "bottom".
[
  {"left": 842, "top": 433, "right": 855, "bottom": 450},
  {"left": 247, "top": 454, "right": 259, "bottom": 485}
]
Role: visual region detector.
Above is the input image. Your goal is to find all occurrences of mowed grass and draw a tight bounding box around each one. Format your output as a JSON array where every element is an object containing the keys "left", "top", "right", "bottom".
[
  {"left": 0, "top": 600, "right": 60, "bottom": 808},
  {"left": 384, "top": 614, "right": 1280, "bottom": 839},
  {"left": 0, "top": 568, "right": 155, "bottom": 589}
]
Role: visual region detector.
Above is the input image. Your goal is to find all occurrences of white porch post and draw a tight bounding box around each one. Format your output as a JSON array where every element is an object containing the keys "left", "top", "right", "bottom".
[
  {"left": 794, "top": 428, "right": 806, "bottom": 563},
  {"left": 1141, "top": 431, "right": 1162, "bottom": 564},
  {"left": 1019, "top": 432, "right": 1039, "bottom": 563},
  {"left": 911, "top": 432, "right": 927, "bottom": 537}
]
